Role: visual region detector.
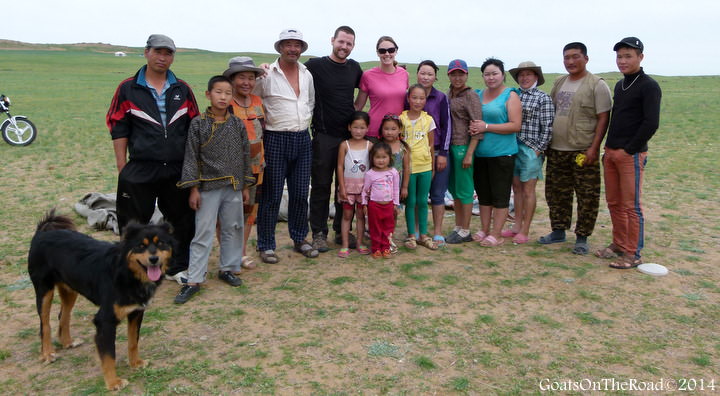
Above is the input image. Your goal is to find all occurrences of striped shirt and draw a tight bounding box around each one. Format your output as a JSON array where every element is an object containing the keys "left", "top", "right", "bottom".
[{"left": 518, "top": 87, "right": 554, "bottom": 152}]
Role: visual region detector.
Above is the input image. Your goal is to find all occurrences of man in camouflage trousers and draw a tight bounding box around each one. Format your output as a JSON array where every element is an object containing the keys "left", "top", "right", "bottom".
[{"left": 538, "top": 42, "right": 612, "bottom": 255}]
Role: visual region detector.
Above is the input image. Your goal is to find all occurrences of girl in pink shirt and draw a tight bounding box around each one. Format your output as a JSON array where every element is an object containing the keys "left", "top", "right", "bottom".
[{"left": 362, "top": 142, "right": 401, "bottom": 258}]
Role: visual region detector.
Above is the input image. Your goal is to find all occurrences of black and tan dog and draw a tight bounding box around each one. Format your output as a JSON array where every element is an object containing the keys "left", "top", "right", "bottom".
[{"left": 27, "top": 210, "right": 175, "bottom": 390}]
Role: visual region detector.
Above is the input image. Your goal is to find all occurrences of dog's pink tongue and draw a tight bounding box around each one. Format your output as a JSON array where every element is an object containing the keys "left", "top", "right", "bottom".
[{"left": 147, "top": 266, "right": 162, "bottom": 281}]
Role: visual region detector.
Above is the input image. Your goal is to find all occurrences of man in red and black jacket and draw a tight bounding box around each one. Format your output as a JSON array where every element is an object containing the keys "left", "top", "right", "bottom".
[{"left": 106, "top": 34, "right": 199, "bottom": 281}]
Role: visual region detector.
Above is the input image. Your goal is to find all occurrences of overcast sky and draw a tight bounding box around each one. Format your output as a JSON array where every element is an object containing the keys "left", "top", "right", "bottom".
[{"left": 4, "top": 0, "right": 718, "bottom": 76}]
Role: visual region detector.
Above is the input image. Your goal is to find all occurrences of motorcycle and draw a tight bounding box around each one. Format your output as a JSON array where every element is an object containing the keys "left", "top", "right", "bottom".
[{"left": 1, "top": 94, "right": 37, "bottom": 146}]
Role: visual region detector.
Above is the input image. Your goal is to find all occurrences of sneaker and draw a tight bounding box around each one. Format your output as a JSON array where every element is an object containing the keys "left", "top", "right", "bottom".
[
  {"left": 337, "top": 247, "right": 350, "bottom": 258},
  {"left": 382, "top": 249, "right": 392, "bottom": 258},
  {"left": 165, "top": 270, "right": 188, "bottom": 285},
  {"left": 334, "top": 232, "right": 357, "bottom": 249},
  {"left": 312, "top": 233, "right": 330, "bottom": 253},
  {"left": 218, "top": 271, "right": 243, "bottom": 287},
  {"left": 446, "top": 230, "right": 464, "bottom": 244},
  {"left": 294, "top": 240, "right": 319, "bottom": 258},
  {"left": 259, "top": 249, "right": 279, "bottom": 264},
  {"left": 173, "top": 285, "right": 200, "bottom": 304}
]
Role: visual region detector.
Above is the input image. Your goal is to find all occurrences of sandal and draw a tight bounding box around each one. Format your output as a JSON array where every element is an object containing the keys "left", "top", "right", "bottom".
[
  {"left": 337, "top": 248, "right": 350, "bottom": 258},
  {"left": 512, "top": 233, "right": 529, "bottom": 244},
  {"left": 572, "top": 241, "right": 589, "bottom": 255},
  {"left": 595, "top": 243, "right": 623, "bottom": 259},
  {"left": 480, "top": 235, "right": 505, "bottom": 247},
  {"left": 609, "top": 255, "right": 642, "bottom": 269},
  {"left": 472, "top": 230, "right": 487, "bottom": 242},
  {"left": 259, "top": 249, "right": 279, "bottom": 264},
  {"left": 294, "top": 240, "right": 319, "bottom": 258},
  {"left": 433, "top": 235, "right": 446, "bottom": 248},
  {"left": 501, "top": 229, "right": 518, "bottom": 238},
  {"left": 241, "top": 256, "right": 257, "bottom": 269},
  {"left": 537, "top": 231, "right": 566, "bottom": 244},
  {"left": 404, "top": 235, "right": 417, "bottom": 249},
  {"left": 388, "top": 234, "right": 398, "bottom": 253},
  {"left": 418, "top": 235, "right": 439, "bottom": 250},
  {"left": 356, "top": 245, "right": 370, "bottom": 255}
]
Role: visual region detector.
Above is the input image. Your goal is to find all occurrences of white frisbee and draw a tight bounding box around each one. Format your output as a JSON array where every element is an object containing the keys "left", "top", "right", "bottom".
[{"left": 637, "top": 263, "right": 668, "bottom": 276}]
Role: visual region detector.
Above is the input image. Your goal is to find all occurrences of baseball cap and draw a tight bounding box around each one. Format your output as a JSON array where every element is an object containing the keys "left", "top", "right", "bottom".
[
  {"left": 447, "top": 59, "right": 468, "bottom": 74},
  {"left": 613, "top": 37, "right": 644, "bottom": 52},
  {"left": 146, "top": 34, "right": 176, "bottom": 52}
]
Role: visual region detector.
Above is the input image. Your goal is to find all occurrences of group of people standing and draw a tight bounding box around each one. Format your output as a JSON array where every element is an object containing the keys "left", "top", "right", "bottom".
[{"left": 105, "top": 28, "right": 661, "bottom": 304}]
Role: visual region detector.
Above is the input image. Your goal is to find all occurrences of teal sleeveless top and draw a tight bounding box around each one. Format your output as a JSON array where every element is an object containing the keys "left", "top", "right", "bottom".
[{"left": 474, "top": 87, "right": 519, "bottom": 157}]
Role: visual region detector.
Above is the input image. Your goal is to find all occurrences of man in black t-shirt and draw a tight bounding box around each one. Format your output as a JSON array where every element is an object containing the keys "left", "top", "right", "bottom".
[{"left": 305, "top": 26, "right": 363, "bottom": 252}]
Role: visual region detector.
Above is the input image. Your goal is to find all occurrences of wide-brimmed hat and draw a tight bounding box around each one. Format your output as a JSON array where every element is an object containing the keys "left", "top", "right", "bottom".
[
  {"left": 223, "top": 56, "right": 265, "bottom": 79},
  {"left": 146, "top": 34, "right": 175, "bottom": 52},
  {"left": 274, "top": 29, "right": 309, "bottom": 54},
  {"left": 509, "top": 61, "right": 545, "bottom": 86}
]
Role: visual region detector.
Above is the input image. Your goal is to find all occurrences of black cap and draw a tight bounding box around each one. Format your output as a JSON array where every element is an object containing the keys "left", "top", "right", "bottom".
[{"left": 613, "top": 37, "right": 644, "bottom": 52}]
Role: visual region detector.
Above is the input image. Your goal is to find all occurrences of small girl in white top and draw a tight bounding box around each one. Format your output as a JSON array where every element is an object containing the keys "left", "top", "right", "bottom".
[
  {"left": 362, "top": 142, "right": 401, "bottom": 258},
  {"left": 337, "top": 111, "right": 373, "bottom": 258}
]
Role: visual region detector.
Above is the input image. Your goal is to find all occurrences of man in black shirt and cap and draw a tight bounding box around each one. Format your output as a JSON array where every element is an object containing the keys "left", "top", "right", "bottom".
[{"left": 600, "top": 36, "right": 662, "bottom": 269}]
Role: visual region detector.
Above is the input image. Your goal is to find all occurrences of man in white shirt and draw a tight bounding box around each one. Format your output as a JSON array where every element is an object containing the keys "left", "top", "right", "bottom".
[{"left": 253, "top": 29, "right": 317, "bottom": 263}]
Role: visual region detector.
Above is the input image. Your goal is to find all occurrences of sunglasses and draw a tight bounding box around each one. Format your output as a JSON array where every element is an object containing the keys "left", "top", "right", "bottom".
[
  {"left": 383, "top": 114, "right": 399, "bottom": 120},
  {"left": 377, "top": 47, "right": 397, "bottom": 55}
]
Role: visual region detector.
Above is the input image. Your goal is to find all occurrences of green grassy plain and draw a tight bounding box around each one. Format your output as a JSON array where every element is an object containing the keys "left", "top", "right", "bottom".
[{"left": 0, "top": 44, "right": 718, "bottom": 394}]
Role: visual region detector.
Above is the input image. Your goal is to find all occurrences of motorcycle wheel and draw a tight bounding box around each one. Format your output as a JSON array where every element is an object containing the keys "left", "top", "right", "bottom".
[{"left": 2, "top": 116, "right": 37, "bottom": 146}]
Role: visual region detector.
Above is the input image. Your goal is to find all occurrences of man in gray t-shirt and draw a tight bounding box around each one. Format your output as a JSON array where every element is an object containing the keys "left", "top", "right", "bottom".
[{"left": 538, "top": 42, "right": 611, "bottom": 256}]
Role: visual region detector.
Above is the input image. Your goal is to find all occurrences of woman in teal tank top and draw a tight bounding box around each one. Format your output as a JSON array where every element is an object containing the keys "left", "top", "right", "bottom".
[{"left": 466, "top": 58, "right": 522, "bottom": 247}]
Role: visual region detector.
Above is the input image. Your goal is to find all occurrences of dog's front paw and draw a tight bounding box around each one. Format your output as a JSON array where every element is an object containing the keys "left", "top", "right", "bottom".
[
  {"left": 40, "top": 352, "right": 57, "bottom": 363},
  {"left": 129, "top": 358, "right": 149, "bottom": 368},
  {"left": 106, "top": 378, "right": 129, "bottom": 391}
]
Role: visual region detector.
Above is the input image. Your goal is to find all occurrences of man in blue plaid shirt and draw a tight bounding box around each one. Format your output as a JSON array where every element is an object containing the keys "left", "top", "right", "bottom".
[{"left": 505, "top": 61, "right": 554, "bottom": 244}]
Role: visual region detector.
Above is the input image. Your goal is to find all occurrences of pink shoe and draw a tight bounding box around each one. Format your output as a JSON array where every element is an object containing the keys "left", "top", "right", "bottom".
[
  {"left": 357, "top": 245, "right": 370, "bottom": 255},
  {"left": 472, "top": 231, "right": 487, "bottom": 242},
  {"left": 480, "top": 235, "right": 505, "bottom": 247},
  {"left": 501, "top": 229, "right": 518, "bottom": 238},
  {"left": 512, "top": 233, "right": 529, "bottom": 244},
  {"left": 337, "top": 248, "right": 350, "bottom": 258}
]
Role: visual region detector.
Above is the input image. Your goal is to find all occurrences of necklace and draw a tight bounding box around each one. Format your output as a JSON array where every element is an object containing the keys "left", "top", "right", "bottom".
[{"left": 621, "top": 74, "right": 640, "bottom": 91}]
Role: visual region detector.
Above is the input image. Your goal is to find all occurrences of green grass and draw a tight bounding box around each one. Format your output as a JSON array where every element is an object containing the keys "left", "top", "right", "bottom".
[{"left": 0, "top": 44, "right": 718, "bottom": 394}]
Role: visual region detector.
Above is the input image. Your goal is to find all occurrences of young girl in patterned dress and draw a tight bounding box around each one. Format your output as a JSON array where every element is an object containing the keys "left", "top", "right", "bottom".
[{"left": 336, "top": 111, "right": 373, "bottom": 258}]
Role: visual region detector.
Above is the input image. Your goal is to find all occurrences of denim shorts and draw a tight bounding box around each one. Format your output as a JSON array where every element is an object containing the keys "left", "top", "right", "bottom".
[{"left": 514, "top": 142, "right": 544, "bottom": 182}]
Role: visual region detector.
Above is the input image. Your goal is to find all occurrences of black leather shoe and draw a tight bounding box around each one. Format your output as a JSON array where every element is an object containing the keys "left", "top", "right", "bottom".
[{"left": 218, "top": 271, "right": 243, "bottom": 287}]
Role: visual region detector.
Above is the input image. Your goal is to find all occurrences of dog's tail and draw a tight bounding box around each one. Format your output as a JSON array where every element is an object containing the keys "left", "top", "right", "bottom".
[{"left": 36, "top": 209, "right": 76, "bottom": 232}]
